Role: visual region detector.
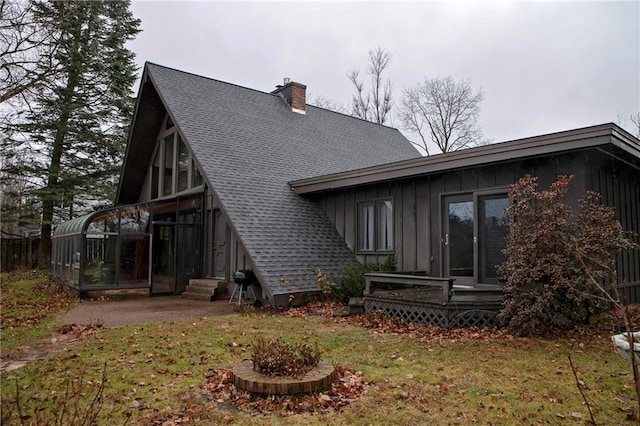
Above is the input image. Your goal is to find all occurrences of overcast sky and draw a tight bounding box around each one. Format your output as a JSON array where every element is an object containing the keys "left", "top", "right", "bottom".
[{"left": 127, "top": 1, "right": 639, "bottom": 149}]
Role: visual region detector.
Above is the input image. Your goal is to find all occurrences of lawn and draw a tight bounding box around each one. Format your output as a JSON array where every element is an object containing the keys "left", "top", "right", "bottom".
[
  {"left": 1, "top": 271, "right": 77, "bottom": 360},
  {"left": 1, "top": 274, "right": 637, "bottom": 425}
]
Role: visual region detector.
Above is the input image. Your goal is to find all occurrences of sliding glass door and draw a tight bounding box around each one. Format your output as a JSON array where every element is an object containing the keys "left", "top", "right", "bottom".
[
  {"left": 442, "top": 192, "right": 509, "bottom": 286},
  {"left": 478, "top": 195, "right": 509, "bottom": 284},
  {"left": 443, "top": 195, "right": 474, "bottom": 285}
]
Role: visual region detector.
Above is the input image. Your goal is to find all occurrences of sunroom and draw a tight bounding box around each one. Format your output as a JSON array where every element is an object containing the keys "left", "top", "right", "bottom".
[{"left": 51, "top": 195, "right": 203, "bottom": 293}]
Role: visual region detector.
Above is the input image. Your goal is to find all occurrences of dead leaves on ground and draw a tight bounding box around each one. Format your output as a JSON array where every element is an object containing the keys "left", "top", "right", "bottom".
[
  {"left": 282, "top": 301, "right": 618, "bottom": 346},
  {"left": 205, "top": 365, "right": 366, "bottom": 415},
  {"left": 147, "top": 302, "right": 515, "bottom": 421},
  {"left": 58, "top": 322, "right": 103, "bottom": 338},
  {"left": 1, "top": 282, "right": 75, "bottom": 330},
  {"left": 150, "top": 365, "right": 368, "bottom": 424},
  {"left": 284, "top": 302, "right": 514, "bottom": 343}
]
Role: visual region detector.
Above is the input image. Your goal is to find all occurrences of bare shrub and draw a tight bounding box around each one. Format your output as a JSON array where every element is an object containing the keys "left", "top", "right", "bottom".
[
  {"left": 251, "top": 336, "right": 321, "bottom": 377},
  {"left": 7, "top": 363, "right": 107, "bottom": 425}
]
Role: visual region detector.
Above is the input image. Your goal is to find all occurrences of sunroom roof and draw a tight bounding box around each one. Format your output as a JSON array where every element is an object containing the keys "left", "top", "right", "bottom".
[{"left": 52, "top": 212, "right": 93, "bottom": 238}]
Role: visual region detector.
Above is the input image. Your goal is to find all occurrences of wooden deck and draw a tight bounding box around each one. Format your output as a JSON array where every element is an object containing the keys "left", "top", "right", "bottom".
[{"left": 364, "top": 273, "right": 503, "bottom": 328}]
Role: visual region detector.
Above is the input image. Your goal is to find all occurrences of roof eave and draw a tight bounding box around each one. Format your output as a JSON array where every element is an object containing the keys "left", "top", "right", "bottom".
[
  {"left": 116, "top": 65, "right": 150, "bottom": 205},
  {"left": 290, "top": 123, "right": 640, "bottom": 194},
  {"left": 116, "top": 64, "right": 167, "bottom": 205}
]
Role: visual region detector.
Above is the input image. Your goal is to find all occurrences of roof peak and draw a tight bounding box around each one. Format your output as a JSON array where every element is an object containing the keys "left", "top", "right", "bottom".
[{"left": 144, "top": 62, "right": 406, "bottom": 132}]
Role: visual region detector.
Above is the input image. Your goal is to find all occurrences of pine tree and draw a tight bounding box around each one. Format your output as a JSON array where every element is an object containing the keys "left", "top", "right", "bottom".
[{"left": 1, "top": 0, "right": 140, "bottom": 266}]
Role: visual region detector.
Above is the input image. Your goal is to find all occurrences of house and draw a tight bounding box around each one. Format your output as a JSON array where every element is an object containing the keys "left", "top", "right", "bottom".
[
  {"left": 51, "top": 63, "right": 640, "bottom": 315},
  {"left": 51, "top": 63, "right": 420, "bottom": 306}
]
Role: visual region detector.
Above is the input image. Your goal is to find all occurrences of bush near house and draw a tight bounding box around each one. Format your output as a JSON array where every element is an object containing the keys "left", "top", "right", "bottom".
[
  {"left": 498, "top": 175, "right": 637, "bottom": 336},
  {"left": 319, "top": 255, "right": 396, "bottom": 303}
]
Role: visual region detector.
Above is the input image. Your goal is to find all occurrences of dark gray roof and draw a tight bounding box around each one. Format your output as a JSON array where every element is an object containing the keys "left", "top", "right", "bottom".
[{"left": 143, "top": 63, "right": 420, "bottom": 297}]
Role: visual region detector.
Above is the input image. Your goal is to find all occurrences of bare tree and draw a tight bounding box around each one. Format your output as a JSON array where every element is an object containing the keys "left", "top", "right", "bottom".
[
  {"left": 630, "top": 112, "right": 640, "bottom": 139},
  {"left": 400, "top": 77, "right": 484, "bottom": 154},
  {"left": 308, "top": 93, "right": 347, "bottom": 113},
  {"left": 347, "top": 47, "right": 393, "bottom": 125},
  {"left": 615, "top": 113, "right": 640, "bottom": 139}
]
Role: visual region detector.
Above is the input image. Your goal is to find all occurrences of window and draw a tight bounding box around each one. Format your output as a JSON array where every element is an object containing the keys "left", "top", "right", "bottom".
[
  {"left": 358, "top": 198, "right": 393, "bottom": 252},
  {"left": 478, "top": 195, "right": 509, "bottom": 283},
  {"left": 177, "top": 136, "right": 189, "bottom": 192},
  {"left": 358, "top": 202, "right": 374, "bottom": 251},
  {"left": 162, "top": 134, "right": 174, "bottom": 196},
  {"left": 149, "top": 115, "right": 204, "bottom": 200},
  {"left": 192, "top": 159, "right": 203, "bottom": 187},
  {"left": 376, "top": 199, "right": 393, "bottom": 251},
  {"left": 151, "top": 149, "right": 160, "bottom": 199}
]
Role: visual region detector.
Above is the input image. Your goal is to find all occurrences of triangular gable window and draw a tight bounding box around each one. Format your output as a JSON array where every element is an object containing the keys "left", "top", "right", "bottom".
[
  {"left": 192, "top": 159, "right": 203, "bottom": 187},
  {"left": 149, "top": 116, "right": 204, "bottom": 199},
  {"left": 177, "top": 136, "right": 189, "bottom": 192}
]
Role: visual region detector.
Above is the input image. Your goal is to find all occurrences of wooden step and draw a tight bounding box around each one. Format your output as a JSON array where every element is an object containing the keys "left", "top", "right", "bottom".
[
  {"left": 182, "top": 278, "right": 226, "bottom": 301},
  {"left": 181, "top": 291, "right": 215, "bottom": 301}
]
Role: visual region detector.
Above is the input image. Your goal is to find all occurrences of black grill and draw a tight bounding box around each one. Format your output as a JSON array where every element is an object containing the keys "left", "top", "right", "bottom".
[
  {"left": 233, "top": 269, "right": 256, "bottom": 285},
  {"left": 230, "top": 269, "right": 257, "bottom": 306}
]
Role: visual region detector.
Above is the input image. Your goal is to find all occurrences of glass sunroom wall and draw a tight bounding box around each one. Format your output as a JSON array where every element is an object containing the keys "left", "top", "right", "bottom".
[
  {"left": 56, "top": 238, "right": 66, "bottom": 280},
  {"left": 70, "top": 235, "right": 81, "bottom": 285},
  {"left": 63, "top": 236, "right": 79, "bottom": 285},
  {"left": 62, "top": 237, "right": 70, "bottom": 282},
  {"left": 118, "top": 205, "right": 151, "bottom": 286},
  {"left": 83, "top": 210, "right": 119, "bottom": 287},
  {"left": 53, "top": 204, "right": 155, "bottom": 291},
  {"left": 84, "top": 236, "right": 103, "bottom": 285},
  {"left": 51, "top": 238, "right": 59, "bottom": 280}
]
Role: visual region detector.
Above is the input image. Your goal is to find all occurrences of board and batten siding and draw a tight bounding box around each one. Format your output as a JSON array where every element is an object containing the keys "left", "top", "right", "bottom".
[
  {"left": 204, "top": 191, "right": 253, "bottom": 282},
  {"left": 309, "top": 149, "right": 639, "bottom": 294},
  {"left": 311, "top": 159, "right": 534, "bottom": 277},
  {"left": 588, "top": 151, "right": 640, "bottom": 299}
]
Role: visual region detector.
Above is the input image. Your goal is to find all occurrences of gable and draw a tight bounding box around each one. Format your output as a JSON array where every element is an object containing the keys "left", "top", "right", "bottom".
[{"left": 117, "top": 63, "right": 421, "bottom": 300}]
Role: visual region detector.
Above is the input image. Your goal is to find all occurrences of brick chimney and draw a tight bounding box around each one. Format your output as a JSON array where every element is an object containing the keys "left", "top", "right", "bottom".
[{"left": 272, "top": 78, "right": 306, "bottom": 114}]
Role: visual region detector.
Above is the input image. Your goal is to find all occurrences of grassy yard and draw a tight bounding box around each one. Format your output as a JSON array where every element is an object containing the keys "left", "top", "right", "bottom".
[
  {"left": 1, "top": 271, "right": 77, "bottom": 360},
  {"left": 1, "top": 275, "right": 637, "bottom": 425}
]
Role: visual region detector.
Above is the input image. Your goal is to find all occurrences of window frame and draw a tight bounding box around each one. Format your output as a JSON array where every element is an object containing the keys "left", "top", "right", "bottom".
[
  {"left": 148, "top": 116, "right": 205, "bottom": 201},
  {"left": 356, "top": 197, "right": 394, "bottom": 254}
]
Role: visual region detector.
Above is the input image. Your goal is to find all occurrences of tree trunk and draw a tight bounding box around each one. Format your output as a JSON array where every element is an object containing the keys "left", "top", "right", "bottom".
[{"left": 38, "top": 37, "right": 82, "bottom": 268}]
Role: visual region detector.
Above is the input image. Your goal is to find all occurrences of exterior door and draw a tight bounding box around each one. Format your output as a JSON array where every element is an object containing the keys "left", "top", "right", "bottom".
[
  {"left": 152, "top": 224, "right": 175, "bottom": 293},
  {"left": 213, "top": 209, "right": 228, "bottom": 279},
  {"left": 443, "top": 194, "right": 475, "bottom": 285},
  {"left": 442, "top": 192, "right": 510, "bottom": 286},
  {"left": 152, "top": 223, "right": 201, "bottom": 294},
  {"left": 176, "top": 224, "right": 200, "bottom": 293}
]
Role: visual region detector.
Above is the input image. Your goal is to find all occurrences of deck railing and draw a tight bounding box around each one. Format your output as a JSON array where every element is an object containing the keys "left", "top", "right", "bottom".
[
  {"left": 364, "top": 272, "right": 454, "bottom": 304},
  {"left": 363, "top": 272, "right": 504, "bottom": 328}
]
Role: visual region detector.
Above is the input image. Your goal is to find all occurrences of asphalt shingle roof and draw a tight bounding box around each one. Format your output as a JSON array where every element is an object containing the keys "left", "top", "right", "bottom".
[{"left": 145, "top": 63, "right": 420, "bottom": 298}]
